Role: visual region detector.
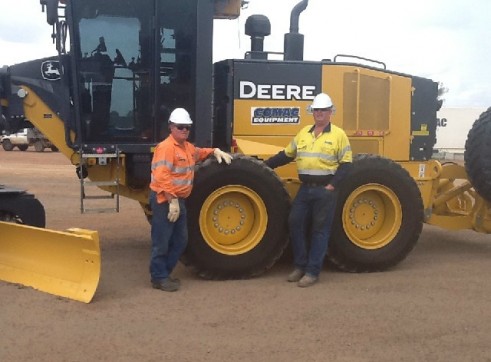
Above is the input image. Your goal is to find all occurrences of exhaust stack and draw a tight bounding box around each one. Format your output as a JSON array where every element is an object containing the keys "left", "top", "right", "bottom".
[{"left": 284, "top": 0, "right": 309, "bottom": 61}]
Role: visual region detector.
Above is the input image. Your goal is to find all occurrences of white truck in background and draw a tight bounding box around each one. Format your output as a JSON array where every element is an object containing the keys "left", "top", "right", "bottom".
[{"left": 1, "top": 127, "right": 58, "bottom": 152}]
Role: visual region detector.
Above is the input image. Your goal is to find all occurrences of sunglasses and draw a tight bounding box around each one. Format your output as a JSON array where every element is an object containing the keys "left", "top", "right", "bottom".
[
  {"left": 175, "top": 125, "right": 191, "bottom": 131},
  {"left": 313, "top": 108, "right": 331, "bottom": 112}
]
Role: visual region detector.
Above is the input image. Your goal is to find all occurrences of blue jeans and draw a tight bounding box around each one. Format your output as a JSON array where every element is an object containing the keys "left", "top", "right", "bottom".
[
  {"left": 149, "top": 191, "right": 188, "bottom": 282},
  {"left": 289, "top": 185, "right": 338, "bottom": 277}
]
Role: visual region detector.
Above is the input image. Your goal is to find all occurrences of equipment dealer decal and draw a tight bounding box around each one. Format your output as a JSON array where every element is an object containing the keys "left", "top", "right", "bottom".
[
  {"left": 251, "top": 107, "right": 300, "bottom": 125},
  {"left": 41, "top": 61, "right": 61, "bottom": 81}
]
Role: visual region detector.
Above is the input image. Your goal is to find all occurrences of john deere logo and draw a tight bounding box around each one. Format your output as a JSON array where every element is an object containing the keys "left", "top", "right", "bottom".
[{"left": 41, "top": 61, "right": 61, "bottom": 81}]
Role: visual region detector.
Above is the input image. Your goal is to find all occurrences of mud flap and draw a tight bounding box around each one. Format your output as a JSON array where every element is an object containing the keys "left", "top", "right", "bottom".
[{"left": 0, "top": 221, "right": 100, "bottom": 303}]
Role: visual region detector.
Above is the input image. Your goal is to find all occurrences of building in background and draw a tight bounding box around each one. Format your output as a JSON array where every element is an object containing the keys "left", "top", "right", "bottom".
[{"left": 434, "top": 107, "right": 487, "bottom": 159}]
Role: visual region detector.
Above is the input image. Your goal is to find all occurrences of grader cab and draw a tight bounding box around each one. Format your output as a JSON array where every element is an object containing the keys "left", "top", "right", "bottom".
[{"left": 1, "top": 0, "right": 490, "bottom": 301}]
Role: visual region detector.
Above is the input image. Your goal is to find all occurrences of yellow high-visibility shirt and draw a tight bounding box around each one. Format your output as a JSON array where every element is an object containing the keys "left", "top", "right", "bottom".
[{"left": 285, "top": 123, "right": 352, "bottom": 178}]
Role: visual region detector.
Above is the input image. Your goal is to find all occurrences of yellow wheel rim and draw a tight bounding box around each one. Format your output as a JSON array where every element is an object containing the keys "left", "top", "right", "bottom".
[
  {"left": 199, "top": 185, "right": 268, "bottom": 255},
  {"left": 342, "top": 183, "right": 402, "bottom": 250}
]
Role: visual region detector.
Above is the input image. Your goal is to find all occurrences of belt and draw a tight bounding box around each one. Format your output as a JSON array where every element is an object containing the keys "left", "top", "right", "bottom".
[{"left": 303, "top": 182, "right": 326, "bottom": 187}]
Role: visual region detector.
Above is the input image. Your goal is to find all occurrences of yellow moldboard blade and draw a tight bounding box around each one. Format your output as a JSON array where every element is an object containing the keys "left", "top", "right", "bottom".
[{"left": 0, "top": 221, "right": 100, "bottom": 303}]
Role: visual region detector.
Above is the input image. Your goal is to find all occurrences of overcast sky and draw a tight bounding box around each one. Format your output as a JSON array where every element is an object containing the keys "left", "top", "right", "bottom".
[{"left": 1, "top": 0, "right": 489, "bottom": 108}]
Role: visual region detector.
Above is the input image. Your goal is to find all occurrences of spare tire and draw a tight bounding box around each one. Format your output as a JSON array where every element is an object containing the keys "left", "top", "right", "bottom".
[
  {"left": 464, "top": 107, "right": 491, "bottom": 202},
  {"left": 183, "top": 154, "right": 290, "bottom": 279}
]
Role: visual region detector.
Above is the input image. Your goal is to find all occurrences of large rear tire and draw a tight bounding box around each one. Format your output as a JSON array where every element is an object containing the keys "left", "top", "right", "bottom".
[
  {"left": 184, "top": 155, "right": 290, "bottom": 279},
  {"left": 328, "top": 155, "right": 423, "bottom": 272},
  {"left": 464, "top": 107, "right": 491, "bottom": 202}
]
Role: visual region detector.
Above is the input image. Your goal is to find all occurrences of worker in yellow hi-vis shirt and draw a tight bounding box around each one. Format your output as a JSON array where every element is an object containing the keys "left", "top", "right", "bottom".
[{"left": 265, "top": 93, "right": 352, "bottom": 288}]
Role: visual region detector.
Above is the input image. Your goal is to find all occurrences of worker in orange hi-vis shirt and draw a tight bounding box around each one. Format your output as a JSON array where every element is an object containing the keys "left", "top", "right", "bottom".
[{"left": 149, "top": 108, "right": 233, "bottom": 292}]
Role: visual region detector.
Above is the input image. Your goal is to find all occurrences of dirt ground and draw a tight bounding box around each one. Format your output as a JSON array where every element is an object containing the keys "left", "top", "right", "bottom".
[{"left": 1, "top": 148, "right": 491, "bottom": 362}]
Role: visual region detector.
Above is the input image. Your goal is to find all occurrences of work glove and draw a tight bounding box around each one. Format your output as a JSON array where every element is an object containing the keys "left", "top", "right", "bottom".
[
  {"left": 213, "top": 148, "right": 233, "bottom": 165},
  {"left": 167, "top": 199, "right": 180, "bottom": 222}
]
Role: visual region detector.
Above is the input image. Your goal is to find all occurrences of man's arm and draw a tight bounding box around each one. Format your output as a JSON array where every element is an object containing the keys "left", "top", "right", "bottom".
[{"left": 264, "top": 151, "right": 294, "bottom": 169}]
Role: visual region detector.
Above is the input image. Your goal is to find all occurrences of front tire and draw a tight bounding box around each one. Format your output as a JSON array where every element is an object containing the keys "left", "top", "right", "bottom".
[
  {"left": 328, "top": 155, "right": 423, "bottom": 272},
  {"left": 464, "top": 107, "right": 491, "bottom": 201},
  {"left": 184, "top": 154, "right": 290, "bottom": 279},
  {"left": 0, "top": 190, "right": 46, "bottom": 227}
]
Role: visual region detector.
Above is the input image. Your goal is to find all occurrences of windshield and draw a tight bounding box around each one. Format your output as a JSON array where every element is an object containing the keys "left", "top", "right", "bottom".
[
  {"left": 71, "top": 0, "right": 153, "bottom": 142},
  {"left": 70, "top": 0, "right": 198, "bottom": 144}
]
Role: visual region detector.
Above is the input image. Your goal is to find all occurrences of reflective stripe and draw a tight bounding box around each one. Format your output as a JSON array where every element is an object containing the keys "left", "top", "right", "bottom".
[
  {"left": 151, "top": 159, "right": 172, "bottom": 170},
  {"left": 289, "top": 140, "right": 297, "bottom": 152},
  {"left": 151, "top": 175, "right": 193, "bottom": 185},
  {"left": 172, "top": 165, "right": 194, "bottom": 174},
  {"left": 298, "top": 169, "right": 336, "bottom": 176},
  {"left": 338, "top": 145, "right": 352, "bottom": 159},
  {"left": 172, "top": 178, "right": 193, "bottom": 186},
  {"left": 152, "top": 160, "right": 194, "bottom": 174},
  {"left": 284, "top": 139, "right": 297, "bottom": 157},
  {"left": 297, "top": 151, "right": 337, "bottom": 162}
]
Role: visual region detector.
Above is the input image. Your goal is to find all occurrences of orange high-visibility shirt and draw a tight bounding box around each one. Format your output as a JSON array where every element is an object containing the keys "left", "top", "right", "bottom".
[{"left": 150, "top": 135, "right": 214, "bottom": 203}]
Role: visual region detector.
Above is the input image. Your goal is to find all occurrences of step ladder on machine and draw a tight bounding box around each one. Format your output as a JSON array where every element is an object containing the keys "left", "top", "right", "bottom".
[{"left": 79, "top": 147, "right": 121, "bottom": 214}]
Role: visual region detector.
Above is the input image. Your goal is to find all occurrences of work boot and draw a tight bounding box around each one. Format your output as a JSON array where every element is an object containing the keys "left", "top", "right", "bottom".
[
  {"left": 152, "top": 278, "right": 179, "bottom": 292},
  {"left": 297, "top": 273, "right": 318, "bottom": 288},
  {"left": 169, "top": 277, "right": 181, "bottom": 286},
  {"left": 287, "top": 268, "right": 305, "bottom": 282}
]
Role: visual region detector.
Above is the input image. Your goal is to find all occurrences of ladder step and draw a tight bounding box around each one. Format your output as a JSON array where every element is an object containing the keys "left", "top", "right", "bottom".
[
  {"left": 79, "top": 147, "right": 120, "bottom": 214},
  {"left": 82, "top": 207, "right": 119, "bottom": 214},
  {"left": 83, "top": 195, "right": 115, "bottom": 200},
  {"left": 83, "top": 181, "right": 118, "bottom": 187}
]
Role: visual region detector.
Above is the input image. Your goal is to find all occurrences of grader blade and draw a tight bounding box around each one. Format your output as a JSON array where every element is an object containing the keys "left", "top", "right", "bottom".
[{"left": 0, "top": 222, "right": 100, "bottom": 303}]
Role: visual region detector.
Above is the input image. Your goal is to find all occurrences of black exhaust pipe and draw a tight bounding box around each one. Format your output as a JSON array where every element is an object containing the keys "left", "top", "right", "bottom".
[{"left": 284, "top": 0, "right": 309, "bottom": 61}]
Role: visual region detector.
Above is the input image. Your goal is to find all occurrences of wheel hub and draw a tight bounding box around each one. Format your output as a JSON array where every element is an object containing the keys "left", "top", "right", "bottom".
[
  {"left": 200, "top": 186, "right": 267, "bottom": 255},
  {"left": 211, "top": 199, "right": 247, "bottom": 240},
  {"left": 343, "top": 184, "right": 401, "bottom": 249}
]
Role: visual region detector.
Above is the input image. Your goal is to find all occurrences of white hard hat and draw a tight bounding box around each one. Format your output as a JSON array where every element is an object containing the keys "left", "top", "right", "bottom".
[
  {"left": 169, "top": 108, "right": 193, "bottom": 125},
  {"left": 310, "top": 93, "right": 333, "bottom": 109}
]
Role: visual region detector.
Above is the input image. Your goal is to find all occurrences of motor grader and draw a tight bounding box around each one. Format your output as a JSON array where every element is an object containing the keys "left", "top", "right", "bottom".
[{"left": 1, "top": 0, "right": 490, "bottom": 302}]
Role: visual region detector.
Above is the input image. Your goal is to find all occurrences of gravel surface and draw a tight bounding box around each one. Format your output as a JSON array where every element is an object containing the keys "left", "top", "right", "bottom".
[{"left": 1, "top": 149, "right": 491, "bottom": 362}]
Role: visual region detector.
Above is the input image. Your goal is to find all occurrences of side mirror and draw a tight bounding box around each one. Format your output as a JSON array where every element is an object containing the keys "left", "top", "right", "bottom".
[{"left": 46, "top": 0, "right": 59, "bottom": 26}]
